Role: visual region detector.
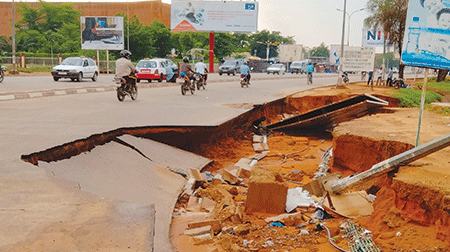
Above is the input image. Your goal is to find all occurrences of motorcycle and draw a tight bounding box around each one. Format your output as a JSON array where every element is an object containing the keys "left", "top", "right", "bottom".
[
  {"left": 114, "top": 72, "right": 138, "bottom": 102},
  {"left": 194, "top": 73, "right": 206, "bottom": 90},
  {"left": 240, "top": 74, "right": 250, "bottom": 88},
  {"left": 181, "top": 75, "right": 195, "bottom": 95},
  {"left": 0, "top": 65, "right": 6, "bottom": 83},
  {"left": 342, "top": 72, "right": 349, "bottom": 84}
]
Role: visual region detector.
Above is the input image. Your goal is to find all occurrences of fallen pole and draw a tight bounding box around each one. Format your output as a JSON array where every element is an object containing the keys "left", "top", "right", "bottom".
[{"left": 331, "top": 133, "right": 450, "bottom": 193}]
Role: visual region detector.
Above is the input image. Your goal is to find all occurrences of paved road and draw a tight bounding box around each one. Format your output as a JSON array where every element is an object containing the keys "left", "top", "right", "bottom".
[
  {"left": 0, "top": 76, "right": 350, "bottom": 251},
  {"left": 0, "top": 72, "right": 335, "bottom": 94}
]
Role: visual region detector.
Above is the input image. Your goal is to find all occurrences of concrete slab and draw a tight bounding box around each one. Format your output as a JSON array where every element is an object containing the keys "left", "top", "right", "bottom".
[
  {"left": 39, "top": 141, "right": 186, "bottom": 252},
  {"left": 118, "top": 135, "right": 212, "bottom": 176}
]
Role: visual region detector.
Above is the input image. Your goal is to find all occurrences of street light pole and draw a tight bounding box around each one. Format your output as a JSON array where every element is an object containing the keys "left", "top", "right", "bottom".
[
  {"left": 12, "top": 0, "right": 17, "bottom": 73},
  {"left": 127, "top": 0, "right": 130, "bottom": 51},
  {"left": 337, "top": 8, "right": 366, "bottom": 46},
  {"left": 338, "top": 0, "right": 347, "bottom": 86}
]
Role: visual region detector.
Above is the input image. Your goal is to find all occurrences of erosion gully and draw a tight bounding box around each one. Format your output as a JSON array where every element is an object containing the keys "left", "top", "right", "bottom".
[{"left": 21, "top": 91, "right": 448, "bottom": 251}]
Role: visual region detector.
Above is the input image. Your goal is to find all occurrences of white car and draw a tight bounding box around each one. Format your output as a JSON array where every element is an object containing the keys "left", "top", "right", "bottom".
[
  {"left": 136, "top": 58, "right": 170, "bottom": 83},
  {"left": 52, "top": 57, "right": 99, "bottom": 82},
  {"left": 267, "top": 64, "right": 287, "bottom": 75}
]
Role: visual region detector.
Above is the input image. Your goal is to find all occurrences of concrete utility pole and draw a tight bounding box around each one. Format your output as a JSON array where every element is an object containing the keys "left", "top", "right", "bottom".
[
  {"left": 337, "top": 0, "right": 347, "bottom": 86},
  {"left": 127, "top": 1, "right": 130, "bottom": 51},
  {"left": 12, "top": 0, "right": 17, "bottom": 73}
]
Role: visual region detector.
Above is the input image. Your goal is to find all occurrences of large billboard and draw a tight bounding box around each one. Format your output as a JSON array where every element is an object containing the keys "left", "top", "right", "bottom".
[
  {"left": 401, "top": 0, "right": 450, "bottom": 69},
  {"left": 362, "top": 27, "right": 385, "bottom": 47},
  {"left": 330, "top": 45, "right": 375, "bottom": 72},
  {"left": 171, "top": 1, "right": 258, "bottom": 32},
  {"left": 81, "top": 16, "right": 124, "bottom": 50}
]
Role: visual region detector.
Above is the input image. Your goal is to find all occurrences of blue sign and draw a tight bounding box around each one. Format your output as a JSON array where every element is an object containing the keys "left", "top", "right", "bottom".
[
  {"left": 401, "top": 0, "right": 450, "bottom": 70},
  {"left": 245, "top": 3, "right": 256, "bottom": 11}
]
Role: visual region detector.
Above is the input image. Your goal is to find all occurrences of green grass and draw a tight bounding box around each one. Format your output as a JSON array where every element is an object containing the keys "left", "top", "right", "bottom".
[
  {"left": 394, "top": 88, "right": 442, "bottom": 107},
  {"left": 426, "top": 80, "right": 450, "bottom": 94},
  {"left": 17, "top": 65, "right": 53, "bottom": 73}
]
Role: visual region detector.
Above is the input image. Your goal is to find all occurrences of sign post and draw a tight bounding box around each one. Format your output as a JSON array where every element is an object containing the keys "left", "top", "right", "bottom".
[
  {"left": 401, "top": 0, "right": 450, "bottom": 146},
  {"left": 209, "top": 32, "right": 215, "bottom": 73}
]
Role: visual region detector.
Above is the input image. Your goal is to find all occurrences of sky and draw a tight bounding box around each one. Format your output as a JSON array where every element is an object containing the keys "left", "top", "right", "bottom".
[
  {"left": 164, "top": 0, "right": 370, "bottom": 47},
  {"left": 3, "top": 0, "right": 370, "bottom": 47}
]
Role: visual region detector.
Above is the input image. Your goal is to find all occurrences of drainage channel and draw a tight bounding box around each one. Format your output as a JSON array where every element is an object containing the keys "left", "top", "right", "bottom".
[{"left": 20, "top": 87, "right": 447, "bottom": 251}]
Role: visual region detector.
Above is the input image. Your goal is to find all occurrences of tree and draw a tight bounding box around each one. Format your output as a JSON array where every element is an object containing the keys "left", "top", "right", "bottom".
[
  {"left": 0, "top": 36, "right": 11, "bottom": 54},
  {"left": 310, "top": 43, "right": 329, "bottom": 58},
  {"left": 249, "top": 30, "right": 294, "bottom": 59},
  {"left": 365, "top": 0, "right": 408, "bottom": 78}
]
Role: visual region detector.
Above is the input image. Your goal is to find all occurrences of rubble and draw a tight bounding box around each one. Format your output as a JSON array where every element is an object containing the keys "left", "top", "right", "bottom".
[{"left": 285, "top": 187, "right": 316, "bottom": 213}]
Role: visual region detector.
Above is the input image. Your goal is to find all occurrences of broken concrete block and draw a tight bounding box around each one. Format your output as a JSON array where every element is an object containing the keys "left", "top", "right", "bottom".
[
  {"left": 192, "top": 233, "right": 213, "bottom": 245},
  {"left": 234, "top": 158, "right": 253, "bottom": 170},
  {"left": 253, "top": 135, "right": 264, "bottom": 143},
  {"left": 190, "top": 168, "right": 206, "bottom": 182},
  {"left": 251, "top": 151, "right": 269, "bottom": 161},
  {"left": 188, "top": 219, "right": 221, "bottom": 234},
  {"left": 222, "top": 169, "right": 240, "bottom": 185},
  {"left": 184, "top": 225, "right": 212, "bottom": 236},
  {"left": 200, "top": 197, "right": 216, "bottom": 213},
  {"left": 237, "top": 168, "right": 252, "bottom": 179},
  {"left": 234, "top": 223, "right": 251, "bottom": 235},
  {"left": 245, "top": 168, "right": 288, "bottom": 215},
  {"left": 186, "top": 196, "right": 201, "bottom": 212},
  {"left": 252, "top": 142, "right": 269, "bottom": 153},
  {"left": 264, "top": 212, "right": 303, "bottom": 223}
]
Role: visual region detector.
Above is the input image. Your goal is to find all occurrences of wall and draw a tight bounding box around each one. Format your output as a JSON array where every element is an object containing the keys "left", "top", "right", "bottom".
[{"left": 0, "top": 0, "right": 170, "bottom": 39}]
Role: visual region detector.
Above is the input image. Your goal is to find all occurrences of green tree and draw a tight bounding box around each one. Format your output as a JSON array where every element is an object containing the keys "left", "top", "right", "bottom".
[
  {"left": 249, "top": 30, "right": 294, "bottom": 59},
  {"left": 148, "top": 22, "right": 172, "bottom": 58},
  {"left": 0, "top": 36, "right": 11, "bottom": 54},
  {"left": 309, "top": 43, "right": 329, "bottom": 58},
  {"left": 365, "top": 0, "right": 408, "bottom": 78},
  {"left": 125, "top": 17, "right": 155, "bottom": 61}
]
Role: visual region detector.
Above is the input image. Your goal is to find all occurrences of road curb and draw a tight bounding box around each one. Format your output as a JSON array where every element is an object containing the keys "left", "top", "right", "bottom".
[{"left": 0, "top": 75, "right": 337, "bottom": 102}]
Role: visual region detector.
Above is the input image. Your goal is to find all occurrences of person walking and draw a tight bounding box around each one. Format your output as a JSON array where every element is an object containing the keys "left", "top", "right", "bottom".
[
  {"left": 375, "top": 67, "right": 383, "bottom": 86},
  {"left": 367, "top": 70, "right": 374, "bottom": 86},
  {"left": 387, "top": 67, "right": 394, "bottom": 86}
]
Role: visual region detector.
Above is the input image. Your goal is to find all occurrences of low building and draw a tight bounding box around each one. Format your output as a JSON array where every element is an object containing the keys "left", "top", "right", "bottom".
[{"left": 0, "top": 0, "right": 170, "bottom": 38}]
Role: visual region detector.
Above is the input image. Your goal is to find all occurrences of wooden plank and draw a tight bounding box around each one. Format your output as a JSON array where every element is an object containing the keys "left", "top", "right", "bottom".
[{"left": 331, "top": 133, "right": 450, "bottom": 193}]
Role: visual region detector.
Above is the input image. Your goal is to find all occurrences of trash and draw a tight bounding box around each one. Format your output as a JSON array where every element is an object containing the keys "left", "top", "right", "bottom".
[
  {"left": 299, "top": 229, "right": 309, "bottom": 236},
  {"left": 263, "top": 240, "right": 274, "bottom": 248},
  {"left": 243, "top": 239, "right": 250, "bottom": 247},
  {"left": 285, "top": 187, "right": 316, "bottom": 213},
  {"left": 269, "top": 221, "right": 285, "bottom": 227},
  {"left": 341, "top": 220, "right": 380, "bottom": 252},
  {"left": 314, "top": 207, "right": 332, "bottom": 220}
]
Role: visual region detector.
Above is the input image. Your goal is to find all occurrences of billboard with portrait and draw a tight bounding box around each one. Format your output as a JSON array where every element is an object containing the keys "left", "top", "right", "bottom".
[
  {"left": 401, "top": 0, "right": 450, "bottom": 69},
  {"left": 171, "top": 1, "right": 258, "bottom": 32},
  {"left": 81, "top": 16, "right": 124, "bottom": 50}
]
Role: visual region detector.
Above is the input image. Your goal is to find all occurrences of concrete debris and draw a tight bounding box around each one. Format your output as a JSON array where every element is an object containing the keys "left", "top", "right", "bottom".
[
  {"left": 323, "top": 191, "right": 374, "bottom": 218},
  {"left": 252, "top": 143, "right": 269, "bottom": 153},
  {"left": 285, "top": 187, "right": 316, "bottom": 213},
  {"left": 251, "top": 151, "right": 269, "bottom": 161},
  {"left": 263, "top": 240, "right": 274, "bottom": 248},
  {"left": 186, "top": 196, "right": 202, "bottom": 212},
  {"left": 222, "top": 169, "right": 240, "bottom": 185},
  {"left": 192, "top": 233, "right": 213, "bottom": 245},
  {"left": 234, "top": 223, "right": 251, "bottom": 235},
  {"left": 264, "top": 212, "right": 303, "bottom": 223},
  {"left": 237, "top": 168, "right": 252, "bottom": 179},
  {"left": 234, "top": 158, "right": 254, "bottom": 170},
  {"left": 184, "top": 225, "right": 212, "bottom": 236},
  {"left": 200, "top": 197, "right": 216, "bottom": 213},
  {"left": 313, "top": 147, "right": 333, "bottom": 179},
  {"left": 299, "top": 229, "right": 310, "bottom": 236},
  {"left": 190, "top": 168, "right": 206, "bottom": 183},
  {"left": 252, "top": 135, "right": 265, "bottom": 143}
]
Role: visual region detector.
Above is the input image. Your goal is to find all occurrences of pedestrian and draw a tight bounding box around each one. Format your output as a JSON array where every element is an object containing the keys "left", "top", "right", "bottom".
[
  {"left": 367, "top": 70, "right": 374, "bottom": 86},
  {"left": 376, "top": 67, "right": 383, "bottom": 86},
  {"left": 361, "top": 71, "right": 367, "bottom": 81},
  {"left": 387, "top": 67, "right": 394, "bottom": 86}
]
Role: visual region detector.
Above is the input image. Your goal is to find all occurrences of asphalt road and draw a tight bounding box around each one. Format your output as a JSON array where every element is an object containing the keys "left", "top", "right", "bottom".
[
  {"left": 0, "top": 75, "right": 350, "bottom": 251},
  {"left": 0, "top": 72, "right": 334, "bottom": 94}
]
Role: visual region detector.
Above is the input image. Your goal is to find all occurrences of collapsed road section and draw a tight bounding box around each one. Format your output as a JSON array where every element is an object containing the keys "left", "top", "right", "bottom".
[{"left": 19, "top": 85, "right": 449, "bottom": 251}]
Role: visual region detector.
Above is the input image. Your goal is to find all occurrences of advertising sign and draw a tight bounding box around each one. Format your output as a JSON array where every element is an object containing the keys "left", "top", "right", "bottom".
[
  {"left": 81, "top": 16, "right": 124, "bottom": 50},
  {"left": 362, "top": 27, "right": 385, "bottom": 47},
  {"left": 330, "top": 45, "right": 375, "bottom": 72},
  {"left": 401, "top": 0, "right": 450, "bottom": 69},
  {"left": 171, "top": 1, "right": 258, "bottom": 32},
  {"left": 278, "top": 44, "right": 304, "bottom": 62}
]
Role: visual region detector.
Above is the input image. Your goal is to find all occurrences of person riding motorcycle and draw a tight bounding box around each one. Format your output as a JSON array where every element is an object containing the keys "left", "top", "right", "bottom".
[
  {"left": 180, "top": 57, "right": 194, "bottom": 81},
  {"left": 194, "top": 58, "right": 208, "bottom": 84},
  {"left": 115, "top": 50, "right": 136, "bottom": 83},
  {"left": 240, "top": 61, "right": 251, "bottom": 84}
]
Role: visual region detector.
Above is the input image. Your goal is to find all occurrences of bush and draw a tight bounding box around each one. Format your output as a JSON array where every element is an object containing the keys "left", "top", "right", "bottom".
[{"left": 394, "top": 88, "right": 442, "bottom": 107}]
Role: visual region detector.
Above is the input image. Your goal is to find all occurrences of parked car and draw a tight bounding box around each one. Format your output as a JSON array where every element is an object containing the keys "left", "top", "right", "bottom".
[
  {"left": 266, "top": 64, "right": 287, "bottom": 74},
  {"left": 51, "top": 57, "right": 98, "bottom": 82},
  {"left": 135, "top": 58, "right": 169, "bottom": 83},
  {"left": 219, "top": 59, "right": 244, "bottom": 76},
  {"left": 289, "top": 61, "right": 303, "bottom": 74}
]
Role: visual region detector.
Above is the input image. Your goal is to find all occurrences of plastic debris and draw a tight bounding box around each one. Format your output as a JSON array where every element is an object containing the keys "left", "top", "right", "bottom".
[
  {"left": 285, "top": 187, "right": 316, "bottom": 212},
  {"left": 314, "top": 207, "right": 332, "bottom": 220},
  {"left": 269, "top": 221, "right": 285, "bottom": 228}
]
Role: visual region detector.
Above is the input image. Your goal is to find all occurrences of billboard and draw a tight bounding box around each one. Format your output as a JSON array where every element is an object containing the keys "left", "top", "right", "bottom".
[
  {"left": 81, "top": 16, "right": 124, "bottom": 50},
  {"left": 362, "top": 27, "right": 385, "bottom": 47},
  {"left": 401, "top": 0, "right": 450, "bottom": 69},
  {"left": 278, "top": 44, "right": 304, "bottom": 62},
  {"left": 330, "top": 45, "right": 375, "bottom": 72},
  {"left": 171, "top": 1, "right": 258, "bottom": 32}
]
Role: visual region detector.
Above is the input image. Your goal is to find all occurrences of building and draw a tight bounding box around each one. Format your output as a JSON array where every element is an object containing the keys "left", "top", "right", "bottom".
[
  {"left": 0, "top": 0, "right": 170, "bottom": 38},
  {"left": 278, "top": 44, "right": 304, "bottom": 63}
]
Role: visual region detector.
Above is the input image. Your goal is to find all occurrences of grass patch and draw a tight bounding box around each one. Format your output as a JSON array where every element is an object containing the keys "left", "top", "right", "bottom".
[
  {"left": 426, "top": 80, "right": 450, "bottom": 94},
  {"left": 17, "top": 65, "right": 52, "bottom": 73},
  {"left": 428, "top": 105, "right": 450, "bottom": 116},
  {"left": 394, "top": 88, "right": 442, "bottom": 107}
]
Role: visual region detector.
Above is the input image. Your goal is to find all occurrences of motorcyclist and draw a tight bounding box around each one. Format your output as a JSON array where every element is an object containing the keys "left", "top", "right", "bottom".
[
  {"left": 180, "top": 57, "right": 194, "bottom": 82},
  {"left": 240, "top": 61, "right": 251, "bottom": 84},
  {"left": 115, "top": 50, "right": 135, "bottom": 83},
  {"left": 306, "top": 62, "right": 314, "bottom": 84},
  {"left": 194, "top": 58, "right": 208, "bottom": 84}
]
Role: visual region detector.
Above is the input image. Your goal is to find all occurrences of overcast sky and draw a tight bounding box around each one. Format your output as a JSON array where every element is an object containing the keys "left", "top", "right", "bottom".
[
  {"left": 4, "top": 0, "right": 370, "bottom": 47},
  {"left": 163, "top": 0, "right": 370, "bottom": 47}
]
